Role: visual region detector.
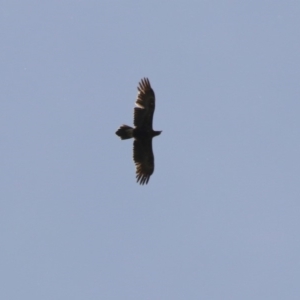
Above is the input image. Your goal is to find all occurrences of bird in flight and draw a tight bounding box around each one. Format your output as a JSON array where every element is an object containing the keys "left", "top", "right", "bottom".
[{"left": 116, "top": 78, "right": 162, "bottom": 185}]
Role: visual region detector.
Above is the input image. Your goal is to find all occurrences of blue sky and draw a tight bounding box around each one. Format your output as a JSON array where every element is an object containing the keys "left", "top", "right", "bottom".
[{"left": 1, "top": 1, "right": 300, "bottom": 299}]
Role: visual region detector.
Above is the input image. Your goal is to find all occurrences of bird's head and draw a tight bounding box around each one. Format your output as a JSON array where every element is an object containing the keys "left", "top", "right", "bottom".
[{"left": 154, "top": 130, "right": 162, "bottom": 137}]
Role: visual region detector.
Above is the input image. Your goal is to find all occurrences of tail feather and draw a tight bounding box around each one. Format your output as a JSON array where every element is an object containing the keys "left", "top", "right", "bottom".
[{"left": 116, "top": 125, "right": 133, "bottom": 140}]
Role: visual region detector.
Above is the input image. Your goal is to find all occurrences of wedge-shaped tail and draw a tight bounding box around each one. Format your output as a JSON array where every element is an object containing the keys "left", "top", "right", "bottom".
[{"left": 115, "top": 125, "right": 133, "bottom": 140}]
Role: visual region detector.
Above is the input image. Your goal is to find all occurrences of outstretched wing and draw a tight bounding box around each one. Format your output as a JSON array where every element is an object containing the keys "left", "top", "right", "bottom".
[
  {"left": 134, "top": 78, "right": 155, "bottom": 129},
  {"left": 133, "top": 138, "right": 155, "bottom": 185}
]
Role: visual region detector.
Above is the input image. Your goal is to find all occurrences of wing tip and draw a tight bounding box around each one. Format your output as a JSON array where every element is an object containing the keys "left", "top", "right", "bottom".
[
  {"left": 136, "top": 174, "right": 150, "bottom": 185},
  {"left": 138, "top": 77, "right": 152, "bottom": 92}
]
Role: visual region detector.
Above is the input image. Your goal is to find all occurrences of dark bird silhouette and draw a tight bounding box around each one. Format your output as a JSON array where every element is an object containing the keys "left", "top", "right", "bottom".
[{"left": 116, "top": 78, "right": 162, "bottom": 185}]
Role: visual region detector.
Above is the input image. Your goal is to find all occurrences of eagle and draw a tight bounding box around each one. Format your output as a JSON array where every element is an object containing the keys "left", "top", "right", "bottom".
[{"left": 116, "top": 78, "right": 162, "bottom": 185}]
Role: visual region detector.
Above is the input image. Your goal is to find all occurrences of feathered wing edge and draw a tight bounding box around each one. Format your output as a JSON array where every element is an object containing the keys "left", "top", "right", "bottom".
[
  {"left": 134, "top": 78, "right": 155, "bottom": 128},
  {"left": 136, "top": 78, "right": 152, "bottom": 107},
  {"left": 133, "top": 138, "right": 154, "bottom": 185}
]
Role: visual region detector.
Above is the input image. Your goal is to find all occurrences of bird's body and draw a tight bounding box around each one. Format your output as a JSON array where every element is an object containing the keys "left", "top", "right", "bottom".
[{"left": 116, "top": 78, "right": 162, "bottom": 185}]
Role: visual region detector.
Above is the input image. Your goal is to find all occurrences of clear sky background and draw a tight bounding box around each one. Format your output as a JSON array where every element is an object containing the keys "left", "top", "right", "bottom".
[{"left": 1, "top": 1, "right": 300, "bottom": 299}]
